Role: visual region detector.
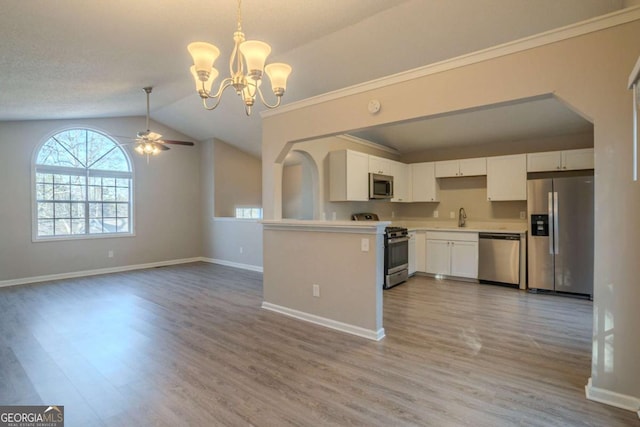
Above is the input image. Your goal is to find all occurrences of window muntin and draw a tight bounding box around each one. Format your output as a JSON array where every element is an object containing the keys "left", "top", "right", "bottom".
[{"left": 34, "top": 129, "right": 133, "bottom": 239}]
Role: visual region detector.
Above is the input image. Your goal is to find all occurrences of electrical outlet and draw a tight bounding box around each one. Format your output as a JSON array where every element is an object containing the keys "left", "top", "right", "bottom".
[
  {"left": 520, "top": 211, "right": 526, "bottom": 220},
  {"left": 450, "top": 211, "right": 455, "bottom": 219},
  {"left": 332, "top": 212, "right": 337, "bottom": 221},
  {"left": 361, "top": 238, "right": 369, "bottom": 252},
  {"left": 239, "top": 247, "right": 244, "bottom": 254},
  {"left": 434, "top": 210, "right": 439, "bottom": 218},
  {"left": 108, "top": 250, "right": 114, "bottom": 258},
  {"left": 312, "top": 284, "right": 320, "bottom": 297},
  {"left": 391, "top": 211, "right": 395, "bottom": 218}
]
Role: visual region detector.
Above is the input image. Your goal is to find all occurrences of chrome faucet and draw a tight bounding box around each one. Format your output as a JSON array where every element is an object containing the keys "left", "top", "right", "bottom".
[{"left": 458, "top": 207, "right": 467, "bottom": 227}]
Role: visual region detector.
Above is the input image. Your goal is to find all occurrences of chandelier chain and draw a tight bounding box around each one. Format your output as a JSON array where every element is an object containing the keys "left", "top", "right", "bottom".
[{"left": 236, "top": 0, "right": 242, "bottom": 32}]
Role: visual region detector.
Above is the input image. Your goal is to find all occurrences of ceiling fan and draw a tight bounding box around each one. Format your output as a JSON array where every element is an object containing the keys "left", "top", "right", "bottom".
[{"left": 131, "top": 87, "right": 195, "bottom": 157}]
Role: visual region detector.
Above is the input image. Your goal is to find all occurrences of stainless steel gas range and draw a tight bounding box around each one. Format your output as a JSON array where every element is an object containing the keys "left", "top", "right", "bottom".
[{"left": 352, "top": 213, "right": 409, "bottom": 289}]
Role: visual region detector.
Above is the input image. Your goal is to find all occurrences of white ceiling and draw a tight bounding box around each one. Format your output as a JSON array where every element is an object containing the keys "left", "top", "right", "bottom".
[
  {"left": 350, "top": 96, "right": 594, "bottom": 153},
  {"left": 0, "top": 0, "right": 633, "bottom": 156}
]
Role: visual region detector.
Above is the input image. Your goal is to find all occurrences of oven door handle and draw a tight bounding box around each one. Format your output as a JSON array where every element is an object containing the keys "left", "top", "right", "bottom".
[{"left": 387, "top": 236, "right": 409, "bottom": 244}]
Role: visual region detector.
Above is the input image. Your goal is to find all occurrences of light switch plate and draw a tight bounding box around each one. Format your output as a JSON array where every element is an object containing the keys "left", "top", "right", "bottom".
[
  {"left": 450, "top": 211, "right": 455, "bottom": 219},
  {"left": 361, "top": 238, "right": 369, "bottom": 252},
  {"left": 434, "top": 211, "right": 439, "bottom": 218}
]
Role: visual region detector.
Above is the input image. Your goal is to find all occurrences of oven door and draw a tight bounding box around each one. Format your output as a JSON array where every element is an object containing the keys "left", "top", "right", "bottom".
[{"left": 385, "top": 236, "right": 409, "bottom": 274}]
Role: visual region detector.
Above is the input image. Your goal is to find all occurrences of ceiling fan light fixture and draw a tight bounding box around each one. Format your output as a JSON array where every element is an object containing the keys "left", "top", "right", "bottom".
[{"left": 187, "top": 0, "right": 292, "bottom": 115}]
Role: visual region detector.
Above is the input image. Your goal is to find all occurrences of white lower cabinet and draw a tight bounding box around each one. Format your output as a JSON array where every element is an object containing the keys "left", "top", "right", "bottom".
[{"left": 425, "top": 231, "right": 478, "bottom": 279}]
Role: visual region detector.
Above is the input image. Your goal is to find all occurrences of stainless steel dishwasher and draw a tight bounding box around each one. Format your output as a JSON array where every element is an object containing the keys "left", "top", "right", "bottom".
[{"left": 478, "top": 233, "right": 520, "bottom": 285}]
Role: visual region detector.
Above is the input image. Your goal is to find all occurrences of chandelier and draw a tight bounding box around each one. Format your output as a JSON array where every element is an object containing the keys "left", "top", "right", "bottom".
[{"left": 187, "top": 0, "right": 292, "bottom": 115}]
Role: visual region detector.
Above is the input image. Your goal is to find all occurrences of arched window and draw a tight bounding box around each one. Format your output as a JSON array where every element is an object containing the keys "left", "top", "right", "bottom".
[{"left": 33, "top": 128, "right": 133, "bottom": 239}]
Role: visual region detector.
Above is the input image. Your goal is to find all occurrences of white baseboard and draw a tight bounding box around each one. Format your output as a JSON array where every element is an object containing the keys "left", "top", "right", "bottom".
[
  {"left": 0, "top": 257, "right": 202, "bottom": 288},
  {"left": 200, "top": 257, "right": 263, "bottom": 273},
  {"left": 585, "top": 378, "right": 640, "bottom": 415},
  {"left": 0, "top": 256, "right": 264, "bottom": 288},
  {"left": 261, "top": 301, "right": 385, "bottom": 341}
]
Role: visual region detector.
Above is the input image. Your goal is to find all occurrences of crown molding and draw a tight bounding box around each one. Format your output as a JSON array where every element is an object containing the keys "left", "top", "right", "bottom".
[
  {"left": 263, "top": 6, "right": 640, "bottom": 119},
  {"left": 336, "top": 134, "right": 400, "bottom": 155}
]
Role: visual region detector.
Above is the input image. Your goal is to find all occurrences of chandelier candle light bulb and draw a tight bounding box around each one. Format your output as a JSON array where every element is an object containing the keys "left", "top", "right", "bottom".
[{"left": 187, "top": 0, "right": 292, "bottom": 115}]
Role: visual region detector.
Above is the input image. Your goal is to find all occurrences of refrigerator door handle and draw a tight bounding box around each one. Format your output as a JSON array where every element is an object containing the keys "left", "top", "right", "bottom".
[
  {"left": 548, "top": 191, "right": 554, "bottom": 255},
  {"left": 553, "top": 191, "right": 560, "bottom": 254}
]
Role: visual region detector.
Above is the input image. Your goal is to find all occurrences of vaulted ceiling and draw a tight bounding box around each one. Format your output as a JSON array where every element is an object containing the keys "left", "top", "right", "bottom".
[{"left": 1, "top": 0, "right": 637, "bottom": 156}]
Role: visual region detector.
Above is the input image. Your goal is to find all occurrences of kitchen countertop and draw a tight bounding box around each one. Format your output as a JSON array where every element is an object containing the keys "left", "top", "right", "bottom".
[{"left": 393, "top": 221, "right": 527, "bottom": 234}]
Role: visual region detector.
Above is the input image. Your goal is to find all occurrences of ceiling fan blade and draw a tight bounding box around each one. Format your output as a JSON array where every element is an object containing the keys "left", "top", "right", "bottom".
[
  {"left": 157, "top": 143, "right": 171, "bottom": 151},
  {"left": 162, "top": 140, "right": 195, "bottom": 146}
]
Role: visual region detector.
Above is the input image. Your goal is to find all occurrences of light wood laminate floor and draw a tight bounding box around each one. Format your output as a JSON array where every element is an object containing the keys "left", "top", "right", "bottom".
[{"left": 0, "top": 263, "right": 637, "bottom": 426}]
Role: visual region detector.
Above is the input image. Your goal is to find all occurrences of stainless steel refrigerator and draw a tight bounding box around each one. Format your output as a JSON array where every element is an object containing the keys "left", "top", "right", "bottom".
[{"left": 527, "top": 176, "right": 594, "bottom": 298}]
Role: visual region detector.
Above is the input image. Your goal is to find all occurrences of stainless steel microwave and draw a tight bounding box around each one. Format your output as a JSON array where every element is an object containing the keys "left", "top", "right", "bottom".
[{"left": 369, "top": 173, "right": 394, "bottom": 199}]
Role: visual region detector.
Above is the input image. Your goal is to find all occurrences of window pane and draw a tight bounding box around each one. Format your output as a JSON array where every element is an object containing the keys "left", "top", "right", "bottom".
[
  {"left": 103, "top": 203, "right": 116, "bottom": 217},
  {"left": 70, "top": 185, "right": 85, "bottom": 201},
  {"left": 116, "top": 203, "right": 129, "bottom": 218},
  {"left": 38, "top": 220, "right": 54, "bottom": 236},
  {"left": 36, "top": 184, "right": 54, "bottom": 201},
  {"left": 55, "top": 202, "right": 71, "bottom": 218},
  {"left": 89, "top": 203, "right": 102, "bottom": 219},
  {"left": 53, "top": 174, "right": 71, "bottom": 185},
  {"left": 36, "top": 139, "right": 83, "bottom": 168},
  {"left": 88, "top": 185, "right": 101, "bottom": 201},
  {"left": 70, "top": 175, "right": 86, "bottom": 186},
  {"left": 38, "top": 202, "right": 54, "bottom": 219},
  {"left": 117, "top": 218, "right": 129, "bottom": 233},
  {"left": 53, "top": 184, "right": 70, "bottom": 201},
  {"left": 91, "top": 148, "right": 129, "bottom": 171},
  {"left": 116, "top": 178, "right": 129, "bottom": 187},
  {"left": 102, "top": 177, "right": 115, "bottom": 186},
  {"left": 54, "top": 219, "right": 71, "bottom": 235},
  {"left": 36, "top": 173, "right": 54, "bottom": 184},
  {"left": 71, "top": 219, "right": 85, "bottom": 234},
  {"left": 89, "top": 219, "right": 103, "bottom": 233},
  {"left": 103, "top": 219, "right": 117, "bottom": 233},
  {"left": 115, "top": 186, "right": 129, "bottom": 202},
  {"left": 102, "top": 186, "right": 116, "bottom": 201},
  {"left": 71, "top": 203, "right": 85, "bottom": 218}
]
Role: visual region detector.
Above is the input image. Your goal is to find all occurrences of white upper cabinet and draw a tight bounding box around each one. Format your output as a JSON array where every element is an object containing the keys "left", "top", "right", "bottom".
[
  {"left": 435, "top": 157, "right": 486, "bottom": 177},
  {"left": 368, "top": 155, "right": 395, "bottom": 175},
  {"left": 329, "top": 149, "right": 369, "bottom": 201},
  {"left": 390, "top": 160, "right": 410, "bottom": 202},
  {"left": 486, "top": 154, "right": 527, "bottom": 201},
  {"left": 410, "top": 162, "right": 439, "bottom": 202},
  {"left": 527, "top": 148, "right": 594, "bottom": 172}
]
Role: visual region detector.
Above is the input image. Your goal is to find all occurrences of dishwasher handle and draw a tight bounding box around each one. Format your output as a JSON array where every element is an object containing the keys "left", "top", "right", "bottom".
[{"left": 479, "top": 233, "right": 520, "bottom": 241}]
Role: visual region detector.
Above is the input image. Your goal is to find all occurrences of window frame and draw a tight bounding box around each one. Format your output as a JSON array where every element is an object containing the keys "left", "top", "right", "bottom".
[{"left": 31, "top": 127, "right": 136, "bottom": 242}]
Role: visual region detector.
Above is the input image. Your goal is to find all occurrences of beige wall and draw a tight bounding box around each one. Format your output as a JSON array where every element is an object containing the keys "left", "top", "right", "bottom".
[
  {"left": 0, "top": 117, "right": 202, "bottom": 282},
  {"left": 262, "top": 19, "right": 640, "bottom": 403},
  {"left": 201, "top": 139, "right": 263, "bottom": 269},
  {"left": 213, "top": 139, "right": 262, "bottom": 217},
  {"left": 399, "top": 176, "right": 527, "bottom": 223},
  {"left": 263, "top": 226, "right": 384, "bottom": 334},
  {"left": 399, "top": 131, "right": 593, "bottom": 163}
]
